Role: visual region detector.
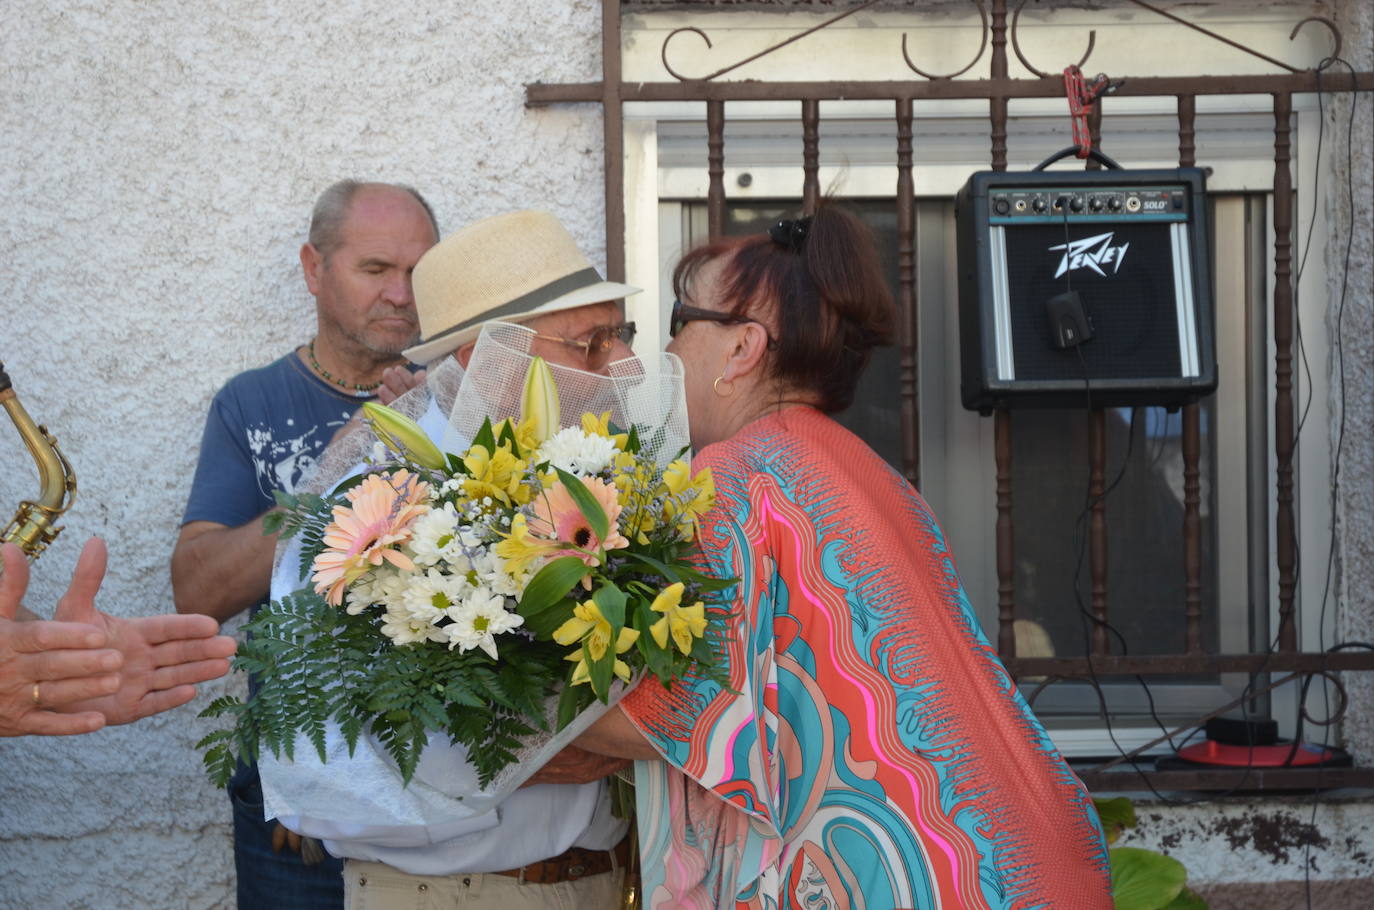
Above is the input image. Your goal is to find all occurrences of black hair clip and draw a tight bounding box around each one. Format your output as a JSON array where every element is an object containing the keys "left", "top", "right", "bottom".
[{"left": 768, "top": 216, "right": 811, "bottom": 251}]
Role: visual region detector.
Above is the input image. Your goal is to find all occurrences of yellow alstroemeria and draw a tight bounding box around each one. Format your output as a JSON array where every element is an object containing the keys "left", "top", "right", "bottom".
[
  {"left": 553, "top": 598, "right": 639, "bottom": 659},
  {"left": 555, "top": 598, "right": 641, "bottom": 686},
  {"left": 648, "top": 582, "right": 708, "bottom": 656},
  {"left": 462, "top": 443, "right": 530, "bottom": 506},
  {"left": 581, "top": 411, "right": 629, "bottom": 450},
  {"left": 362, "top": 402, "right": 446, "bottom": 471},
  {"left": 661, "top": 461, "right": 716, "bottom": 541},
  {"left": 564, "top": 644, "right": 636, "bottom": 686},
  {"left": 520, "top": 355, "right": 560, "bottom": 445},
  {"left": 493, "top": 513, "right": 561, "bottom": 577},
  {"left": 493, "top": 416, "right": 541, "bottom": 457}
]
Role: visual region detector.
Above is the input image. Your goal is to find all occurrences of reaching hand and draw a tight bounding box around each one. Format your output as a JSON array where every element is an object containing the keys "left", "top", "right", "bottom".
[
  {"left": 1, "top": 542, "right": 120, "bottom": 735},
  {"left": 378, "top": 365, "right": 427, "bottom": 405},
  {"left": 50, "top": 538, "right": 237, "bottom": 726},
  {"left": 522, "top": 743, "right": 631, "bottom": 787},
  {"left": 0, "top": 539, "right": 237, "bottom": 737}
]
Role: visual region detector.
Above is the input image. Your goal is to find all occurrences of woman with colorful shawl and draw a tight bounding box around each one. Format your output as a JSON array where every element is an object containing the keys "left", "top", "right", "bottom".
[{"left": 576, "top": 207, "right": 1113, "bottom": 909}]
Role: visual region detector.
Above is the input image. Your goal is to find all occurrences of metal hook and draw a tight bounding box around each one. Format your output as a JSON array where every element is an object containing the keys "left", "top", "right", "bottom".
[
  {"left": 661, "top": 27, "right": 714, "bottom": 82},
  {"left": 1289, "top": 16, "right": 1342, "bottom": 72},
  {"left": 658, "top": 0, "right": 883, "bottom": 83},
  {"left": 1010, "top": 0, "right": 1095, "bottom": 79},
  {"left": 900, "top": 0, "right": 989, "bottom": 81}
]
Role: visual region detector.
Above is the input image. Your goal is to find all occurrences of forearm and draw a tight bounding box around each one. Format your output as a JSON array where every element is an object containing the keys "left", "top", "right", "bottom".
[
  {"left": 574, "top": 705, "right": 660, "bottom": 761},
  {"left": 170, "top": 516, "right": 278, "bottom": 622}
]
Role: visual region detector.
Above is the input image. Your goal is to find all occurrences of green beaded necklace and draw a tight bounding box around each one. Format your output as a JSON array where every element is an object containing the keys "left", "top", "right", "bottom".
[{"left": 307, "top": 341, "right": 383, "bottom": 397}]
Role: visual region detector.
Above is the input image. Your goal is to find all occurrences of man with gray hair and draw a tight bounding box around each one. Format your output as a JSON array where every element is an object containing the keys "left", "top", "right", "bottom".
[{"left": 171, "top": 180, "right": 439, "bottom": 909}]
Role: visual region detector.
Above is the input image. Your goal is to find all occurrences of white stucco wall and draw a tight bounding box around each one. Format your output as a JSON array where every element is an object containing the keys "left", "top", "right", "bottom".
[{"left": 0, "top": 2, "right": 606, "bottom": 907}]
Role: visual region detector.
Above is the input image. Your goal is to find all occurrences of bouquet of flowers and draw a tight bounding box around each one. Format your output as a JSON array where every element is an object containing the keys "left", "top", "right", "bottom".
[{"left": 199, "top": 324, "right": 727, "bottom": 801}]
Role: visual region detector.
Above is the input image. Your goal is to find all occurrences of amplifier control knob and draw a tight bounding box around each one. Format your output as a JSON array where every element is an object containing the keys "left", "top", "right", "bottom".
[
  {"left": 1107, "top": 197, "right": 1122, "bottom": 212},
  {"left": 1032, "top": 198, "right": 1047, "bottom": 213},
  {"left": 1069, "top": 197, "right": 1084, "bottom": 213},
  {"left": 994, "top": 198, "right": 1011, "bottom": 215},
  {"left": 1088, "top": 197, "right": 1104, "bottom": 212}
]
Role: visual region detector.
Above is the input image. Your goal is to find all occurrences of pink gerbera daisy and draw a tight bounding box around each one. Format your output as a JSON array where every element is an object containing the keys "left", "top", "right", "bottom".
[
  {"left": 528, "top": 477, "right": 629, "bottom": 567},
  {"left": 311, "top": 470, "right": 431, "bottom": 605}
]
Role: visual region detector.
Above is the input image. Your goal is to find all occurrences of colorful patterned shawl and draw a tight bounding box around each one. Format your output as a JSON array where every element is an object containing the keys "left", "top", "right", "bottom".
[{"left": 622, "top": 408, "right": 1112, "bottom": 910}]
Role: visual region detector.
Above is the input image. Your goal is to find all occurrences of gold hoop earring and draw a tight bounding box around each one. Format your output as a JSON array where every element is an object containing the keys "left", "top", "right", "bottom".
[{"left": 713, "top": 376, "right": 735, "bottom": 398}]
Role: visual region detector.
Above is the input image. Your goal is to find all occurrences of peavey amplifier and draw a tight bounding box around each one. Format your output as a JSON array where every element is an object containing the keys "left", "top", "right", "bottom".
[{"left": 955, "top": 167, "right": 1216, "bottom": 412}]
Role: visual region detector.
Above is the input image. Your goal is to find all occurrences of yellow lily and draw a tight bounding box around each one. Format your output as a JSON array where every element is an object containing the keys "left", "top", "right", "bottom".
[
  {"left": 520, "top": 355, "right": 560, "bottom": 445},
  {"left": 648, "top": 582, "right": 708, "bottom": 655},
  {"left": 556, "top": 598, "right": 641, "bottom": 686},
  {"left": 581, "top": 411, "right": 629, "bottom": 449},
  {"left": 461, "top": 443, "right": 530, "bottom": 506},
  {"left": 363, "top": 402, "right": 446, "bottom": 471},
  {"left": 493, "top": 513, "right": 560, "bottom": 577}
]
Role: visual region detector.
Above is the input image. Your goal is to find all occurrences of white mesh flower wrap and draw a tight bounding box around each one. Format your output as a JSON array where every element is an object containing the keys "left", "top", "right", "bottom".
[{"left": 258, "top": 322, "right": 688, "bottom": 836}]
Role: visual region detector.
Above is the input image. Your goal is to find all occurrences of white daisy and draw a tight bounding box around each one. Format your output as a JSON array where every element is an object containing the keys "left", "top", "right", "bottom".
[
  {"left": 443, "top": 589, "right": 524, "bottom": 659},
  {"left": 379, "top": 602, "right": 447, "bottom": 646},
  {"left": 409, "top": 502, "right": 469, "bottom": 568},
  {"left": 400, "top": 567, "right": 470, "bottom": 623}
]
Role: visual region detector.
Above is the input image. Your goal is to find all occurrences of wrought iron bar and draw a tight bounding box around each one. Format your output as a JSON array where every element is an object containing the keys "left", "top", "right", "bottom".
[
  {"left": 1080, "top": 766, "right": 1374, "bottom": 793},
  {"left": 990, "top": 2, "right": 1013, "bottom": 658},
  {"left": 996, "top": 410, "right": 1014, "bottom": 657},
  {"left": 601, "top": 0, "right": 625, "bottom": 282},
  {"left": 1273, "top": 92, "right": 1297, "bottom": 651},
  {"left": 1089, "top": 409, "right": 1109, "bottom": 655},
  {"left": 1118, "top": 1, "right": 1339, "bottom": 75},
  {"left": 1010, "top": 0, "right": 1094, "bottom": 79},
  {"left": 1183, "top": 405, "right": 1203, "bottom": 652},
  {"left": 707, "top": 100, "right": 726, "bottom": 241},
  {"left": 902, "top": 1, "right": 989, "bottom": 80},
  {"left": 1007, "top": 651, "right": 1374, "bottom": 677},
  {"left": 659, "top": 0, "right": 881, "bottom": 83},
  {"left": 529, "top": 72, "right": 1374, "bottom": 106},
  {"left": 1177, "top": 94, "right": 1203, "bottom": 654},
  {"left": 895, "top": 98, "right": 920, "bottom": 493},
  {"left": 801, "top": 100, "right": 819, "bottom": 215},
  {"left": 1087, "top": 98, "right": 1103, "bottom": 168}
]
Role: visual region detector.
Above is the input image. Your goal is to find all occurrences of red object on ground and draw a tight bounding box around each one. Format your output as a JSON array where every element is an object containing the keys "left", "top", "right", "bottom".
[{"left": 1175, "top": 739, "right": 1346, "bottom": 768}]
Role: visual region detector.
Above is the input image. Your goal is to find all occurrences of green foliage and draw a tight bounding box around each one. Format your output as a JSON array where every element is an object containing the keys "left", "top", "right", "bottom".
[
  {"left": 1094, "top": 798, "right": 1208, "bottom": 910},
  {"left": 198, "top": 590, "right": 570, "bottom": 790},
  {"left": 1110, "top": 847, "right": 1188, "bottom": 910},
  {"left": 265, "top": 491, "right": 335, "bottom": 580}
]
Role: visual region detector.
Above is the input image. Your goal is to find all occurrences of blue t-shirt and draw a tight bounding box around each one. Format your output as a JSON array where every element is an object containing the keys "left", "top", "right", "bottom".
[{"left": 182, "top": 351, "right": 375, "bottom": 530}]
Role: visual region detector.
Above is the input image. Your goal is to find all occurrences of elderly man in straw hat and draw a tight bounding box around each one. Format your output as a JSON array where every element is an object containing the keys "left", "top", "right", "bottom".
[{"left": 276, "top": 210, "right": 640, "bottom": 910}]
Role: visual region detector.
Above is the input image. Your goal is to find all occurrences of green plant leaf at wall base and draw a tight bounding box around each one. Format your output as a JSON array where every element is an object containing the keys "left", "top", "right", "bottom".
[{"left": 1110, "top": 846, "right": 1188, "bottom": 910}]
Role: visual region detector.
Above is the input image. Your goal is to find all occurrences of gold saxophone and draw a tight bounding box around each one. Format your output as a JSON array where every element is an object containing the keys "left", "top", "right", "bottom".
[{"left": 0, "top": 361, "right": 77, "bottom": 564}]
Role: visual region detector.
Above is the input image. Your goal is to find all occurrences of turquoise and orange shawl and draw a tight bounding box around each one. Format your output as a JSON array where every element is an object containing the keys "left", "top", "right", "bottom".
[{"left": 622, "top": 408, "right": 1111, "bottom": 910}]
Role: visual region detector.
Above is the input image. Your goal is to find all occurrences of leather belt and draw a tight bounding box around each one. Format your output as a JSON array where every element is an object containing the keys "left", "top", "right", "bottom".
[{"left": 490, "top": 835, "right": 631, "bottom": 884}]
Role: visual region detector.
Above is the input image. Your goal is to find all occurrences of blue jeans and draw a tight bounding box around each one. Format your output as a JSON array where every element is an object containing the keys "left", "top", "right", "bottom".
[{"left": 230, "top": 763, "right": 345, "bottom": 909}]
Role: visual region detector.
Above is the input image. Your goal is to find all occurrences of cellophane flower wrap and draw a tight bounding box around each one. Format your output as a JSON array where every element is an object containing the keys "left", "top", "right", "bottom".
[{"left": 198, "top": 322, "right": 728, "bottom": 826}]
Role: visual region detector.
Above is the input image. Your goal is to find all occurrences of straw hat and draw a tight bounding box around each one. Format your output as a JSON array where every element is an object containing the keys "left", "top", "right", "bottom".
[{"left": 403, "top": 210, "right": 640, "bottom": 364}]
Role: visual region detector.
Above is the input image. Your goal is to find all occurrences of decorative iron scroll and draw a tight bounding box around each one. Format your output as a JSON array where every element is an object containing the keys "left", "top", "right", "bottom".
[
  {"left": 901, "top": 1, "right": 987, "bottom": 80},
  {"left": 657, "top": 0, "right": 1345, "bottom": 83}
]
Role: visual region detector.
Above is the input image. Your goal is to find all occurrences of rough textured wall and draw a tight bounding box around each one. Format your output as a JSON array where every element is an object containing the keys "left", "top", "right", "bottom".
[
  {"left": 1327, "top": 0, "right": 1374, "bottom": 760},
  {"left": 0, "top": 1, "right": 604, "bottom": 907}
]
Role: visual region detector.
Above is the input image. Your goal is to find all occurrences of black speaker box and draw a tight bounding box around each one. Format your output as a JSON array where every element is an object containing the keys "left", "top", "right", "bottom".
[{"left": 956, "top": 167, "right": 1216, "bottom": 412}]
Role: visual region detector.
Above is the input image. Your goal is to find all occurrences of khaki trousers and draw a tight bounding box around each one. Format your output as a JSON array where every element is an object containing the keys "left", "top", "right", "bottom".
[{"left": 343, "top": 858, "right": 624, "bottom": 910}]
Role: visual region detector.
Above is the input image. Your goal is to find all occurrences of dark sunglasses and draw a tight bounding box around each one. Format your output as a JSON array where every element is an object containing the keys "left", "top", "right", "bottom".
[
  {"left": 532, "top": 322, "right": 637, "bottom": 371},
  {"left": 669, "top": 299, "right": 752, "bottom": 338},
  {"left": 669, "top": 299, "right": 778, "bottom": 349}
]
